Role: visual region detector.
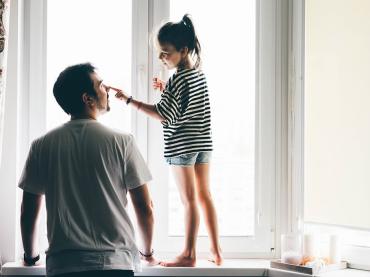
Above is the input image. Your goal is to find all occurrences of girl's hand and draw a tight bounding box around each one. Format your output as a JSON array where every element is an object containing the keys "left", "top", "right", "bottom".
[
  {"left": 111, "top": 87, "right": 128, "bottom": 102},
  {"left": 152, "top": 77, "right": 165, "bottom": 92}
]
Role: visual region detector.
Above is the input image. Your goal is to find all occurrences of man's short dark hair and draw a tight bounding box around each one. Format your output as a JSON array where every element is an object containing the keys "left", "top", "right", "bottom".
[{"left": 53, "top": 63, "right": 97, "bottom": 115}]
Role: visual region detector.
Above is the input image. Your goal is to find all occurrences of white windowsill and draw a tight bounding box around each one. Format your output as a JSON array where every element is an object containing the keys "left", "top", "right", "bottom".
[
  {"left": 2, "top": 259, "right": 267, "bottom": 276},
  {"left": 2, "top": 259, "right": 370, "bottom": 277}
]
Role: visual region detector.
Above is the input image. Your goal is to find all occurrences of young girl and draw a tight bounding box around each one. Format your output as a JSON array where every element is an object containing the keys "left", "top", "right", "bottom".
[{"left": 114, "top": 14, "right": 222, "bottom": 267}]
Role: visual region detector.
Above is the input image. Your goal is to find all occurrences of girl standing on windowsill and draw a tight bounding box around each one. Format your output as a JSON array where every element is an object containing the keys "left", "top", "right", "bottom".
[{"left": 114, "top": 14, "right": 222, "bottom": 267}]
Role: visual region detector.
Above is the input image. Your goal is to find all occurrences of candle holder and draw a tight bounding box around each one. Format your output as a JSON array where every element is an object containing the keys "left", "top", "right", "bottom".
[{"left": 281, "top": 233, "right": 303, "bottom": 265}]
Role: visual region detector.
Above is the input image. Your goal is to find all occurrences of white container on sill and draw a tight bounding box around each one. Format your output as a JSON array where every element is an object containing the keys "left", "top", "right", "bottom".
[
  {"left": 281, "top": 233, "right": 303, "bottom": 265},
  {"left": 329, "top": 234, "right": 341, "bottom": 264},
  {"left": 303, "top": 233, "right": 319, "bottom": 260}
]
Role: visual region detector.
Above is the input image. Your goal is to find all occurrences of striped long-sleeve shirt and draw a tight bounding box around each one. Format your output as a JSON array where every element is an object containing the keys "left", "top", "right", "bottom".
[{"left": 155, "top": 68, "right": 213, "bottom": 158}]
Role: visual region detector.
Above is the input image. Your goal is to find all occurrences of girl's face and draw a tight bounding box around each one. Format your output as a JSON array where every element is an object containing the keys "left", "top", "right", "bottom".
[{"left": 157, "top": 43, "right": 186, "bottom": 70}]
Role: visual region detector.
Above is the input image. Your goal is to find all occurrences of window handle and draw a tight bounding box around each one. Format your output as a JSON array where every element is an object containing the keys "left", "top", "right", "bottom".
[{"left": 257, "top": 211, "right": 262, "bottom": 225}]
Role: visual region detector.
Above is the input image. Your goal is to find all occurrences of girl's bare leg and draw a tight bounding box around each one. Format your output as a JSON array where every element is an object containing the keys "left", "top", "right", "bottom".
[
  {"left": 160, "top": 165, "right": 199, "bottom": 267},
  {"left": 194, "top": 163, "right": 223, "bottom": 265}
]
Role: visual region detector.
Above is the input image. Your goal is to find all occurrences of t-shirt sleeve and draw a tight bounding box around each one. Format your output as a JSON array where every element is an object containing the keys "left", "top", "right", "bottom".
[
  {"left": 155, "top": 80, "right": 181, "bottom": 126},
  {"left": 123, "top": 135, "right": 152, "bottom": 190},
  {"left": 18, "top": 140, "right": 45, "bottom": 195}
]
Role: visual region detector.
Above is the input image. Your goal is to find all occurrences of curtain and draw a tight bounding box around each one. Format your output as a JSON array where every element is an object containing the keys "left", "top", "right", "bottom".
[{"left": 0, "top": 0, "right": 10, "bottom": 167}]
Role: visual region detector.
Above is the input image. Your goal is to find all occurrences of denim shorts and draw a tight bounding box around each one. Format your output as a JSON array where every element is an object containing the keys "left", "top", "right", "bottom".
[{"left": 165, "top": 152, "right": 212, "bottom": 166}]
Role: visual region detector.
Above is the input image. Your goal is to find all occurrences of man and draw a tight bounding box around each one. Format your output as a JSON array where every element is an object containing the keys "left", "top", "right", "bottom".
[{"left": 19, "top": 63, "right": 157, "bottom": 276}]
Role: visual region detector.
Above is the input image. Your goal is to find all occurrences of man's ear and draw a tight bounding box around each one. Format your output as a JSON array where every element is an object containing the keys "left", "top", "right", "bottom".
[{"left": 82, "top": 93, "right": 95, "bottom": 107}]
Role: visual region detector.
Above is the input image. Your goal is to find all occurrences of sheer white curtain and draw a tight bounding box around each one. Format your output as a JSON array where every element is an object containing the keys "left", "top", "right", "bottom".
[{"left": 0, "top": 0, "right": 10, "bottom": 168}]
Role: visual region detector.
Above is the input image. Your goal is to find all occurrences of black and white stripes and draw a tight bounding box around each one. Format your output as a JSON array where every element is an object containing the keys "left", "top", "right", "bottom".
[{"left": 155, "top": 68, "right": 213, "bottom": 158}]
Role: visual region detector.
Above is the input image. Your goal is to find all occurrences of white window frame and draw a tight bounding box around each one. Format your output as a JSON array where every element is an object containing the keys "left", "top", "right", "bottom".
[
  {"left": 289, "top": 0, "right": 305, "bottom": 236},
  {"left": 0, "top": 0, "right": 23, "bottom": 264},
  {"left": 0, "top": 0, "right": 306, "bottom": 263},
  {"left": 0, "top": 0, "right": 48, "bottom": 263},
  {"left": 146, "top": 0, "right": 285, "bottom": 257},
  {"left": 131, "top": 0, "right": 149, "bottom": 159}
]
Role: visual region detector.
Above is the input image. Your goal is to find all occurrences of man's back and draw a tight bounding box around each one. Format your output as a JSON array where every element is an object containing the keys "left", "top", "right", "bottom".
[{"left": 19, "top": 119, "right": 152, "bottom": 276}]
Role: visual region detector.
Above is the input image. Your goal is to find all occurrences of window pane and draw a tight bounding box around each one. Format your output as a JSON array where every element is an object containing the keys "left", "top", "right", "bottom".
[
  {"left": 47, "top": 0, "right": 132, "bottom": 133},
  {"left": 168, "top": 0, "right": 256, "bottom": 236},
  {"left": 42, "top": 0, "right": 132, "bottom": 252}
]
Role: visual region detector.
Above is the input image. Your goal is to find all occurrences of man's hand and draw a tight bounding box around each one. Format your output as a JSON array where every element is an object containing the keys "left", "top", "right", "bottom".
[
  {"left": 23, "top": 253, "right": 41, "bottom": 266},
  {"left": 141, "top": 255, "right": 160, "bottom": 266}
]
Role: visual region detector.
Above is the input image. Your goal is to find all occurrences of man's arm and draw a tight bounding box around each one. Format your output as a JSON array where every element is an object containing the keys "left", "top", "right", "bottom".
[
  {"left": 20, "top": 191, "right": 43, "bottom": 264},
  {"left": 129, "top": 184, "right": 157, "bottom": 264}
]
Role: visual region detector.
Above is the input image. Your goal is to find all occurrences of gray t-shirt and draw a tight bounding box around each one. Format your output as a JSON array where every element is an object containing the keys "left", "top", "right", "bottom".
[{"left": 18, "top": 119, "right": 152, "bottom": 276}]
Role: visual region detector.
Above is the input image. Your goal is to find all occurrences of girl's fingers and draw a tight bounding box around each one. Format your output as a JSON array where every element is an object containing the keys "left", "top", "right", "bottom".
[
  {"left": 109, "top": 86, "right": 124, "bottom": 94},
  {"left": 153, "top": 77, "right": 165, "bottom": 83},
  {"left": 109, "top": 86, "right": 128, "bottom": 100},
  {"left": 152, "top": 78, "right": 165, "bottom": 92},
  {"left": 153, "top": 81, "right": 164, "bottom": 87},
  {"left": 115, "top": 92, "right": 124, "bottom": 99}
]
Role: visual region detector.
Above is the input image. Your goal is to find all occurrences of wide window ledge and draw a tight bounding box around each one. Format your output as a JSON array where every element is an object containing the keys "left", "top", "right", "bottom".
[{"left": 2, "top": 259, "right": 370, "bottom": 277}]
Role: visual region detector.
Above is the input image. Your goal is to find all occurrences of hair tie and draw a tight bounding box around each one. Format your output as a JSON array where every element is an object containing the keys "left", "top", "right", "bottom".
[{"left": 182, "top": 19, "right": 190, "bottom": 29}]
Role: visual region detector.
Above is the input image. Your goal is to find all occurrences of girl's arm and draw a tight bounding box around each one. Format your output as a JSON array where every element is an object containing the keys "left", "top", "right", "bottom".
[
  {"left": 130, "top": 98, "right": 165, "bottom": 122},
  {"left": 113, "top": 88, "right": 165, "bottom": 122}
]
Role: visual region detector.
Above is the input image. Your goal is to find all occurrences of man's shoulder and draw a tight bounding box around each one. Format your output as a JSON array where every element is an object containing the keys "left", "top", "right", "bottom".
[
  {"left": 90, "top": 123, "right": 134, "bottom": 142},
  {"left": 76, "top": 122, "right": 136, "bottom": 149},
  {"left": 31, "top": 124, "right": 66, "bottom": 145},
  {"left": 33, "top": 121, "right": 135, "bottom": 147}
]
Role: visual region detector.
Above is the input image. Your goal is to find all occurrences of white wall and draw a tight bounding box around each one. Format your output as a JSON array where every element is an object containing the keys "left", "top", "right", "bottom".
[{"left": 305, "top": 0, "right": 370, "bottom": 229}]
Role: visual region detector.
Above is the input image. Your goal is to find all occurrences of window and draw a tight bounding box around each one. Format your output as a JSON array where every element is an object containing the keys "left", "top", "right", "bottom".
[
  {"left": 8, "top": 0, "right": 282, "bottom": 260},
  {"left": 167, "top": 0, "right": 256, "bottom": 237},
  {"left": 148, "top": 0, "right": 278, "bottom": 255},
  {"left": 41, "top": 0, "right": 133, "bottom": 255},
  {"left": 46, "top": 0, "right": 132, "bottom": 132}
]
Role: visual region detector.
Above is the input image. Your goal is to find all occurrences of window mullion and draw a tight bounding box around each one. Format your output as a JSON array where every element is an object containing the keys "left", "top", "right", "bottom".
[
  {"left": 28, "top": 0, "right": 47, "bottom": 142},
  {"left": 146, "top": 0, "right": 171, "bottom": 254},
  {"left": 289, "top": 0, "right": 305, "bottom": 235},
  {"left": 131, "top": 0, "right": 150, "bottom": 160}
]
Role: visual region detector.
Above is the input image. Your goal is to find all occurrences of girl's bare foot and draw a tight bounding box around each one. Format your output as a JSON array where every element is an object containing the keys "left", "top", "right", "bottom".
[
  {"left": 160, "top": 254, "right": 196, "bottom": 267},
  {"left": 208, "top": 248, "right": 223, "bottom": 266}
]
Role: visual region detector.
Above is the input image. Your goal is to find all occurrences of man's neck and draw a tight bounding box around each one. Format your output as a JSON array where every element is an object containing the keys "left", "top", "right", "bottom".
[{"left": 71, "top": 114, "right": 97, "bottom": 120}]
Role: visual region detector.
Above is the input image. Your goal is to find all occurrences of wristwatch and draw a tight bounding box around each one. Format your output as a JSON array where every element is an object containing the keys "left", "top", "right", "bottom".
[
  {"left": 126, "top": 96, "right": 133, "bottom": 105},
  {"left": 139, "top": 249, "right": 154, "bottom": 258},
  {"left": 23, "top": 253, "right": 40, "bottom": 266}
]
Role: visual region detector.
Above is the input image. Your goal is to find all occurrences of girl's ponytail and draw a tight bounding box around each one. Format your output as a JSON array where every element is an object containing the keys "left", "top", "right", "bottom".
[
  {"left": 181, "top": 14, "right": 201, "bottom": 68},
  {"left": 156, "top": 14, "right": 202, "bottom": 69}
]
